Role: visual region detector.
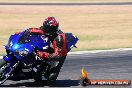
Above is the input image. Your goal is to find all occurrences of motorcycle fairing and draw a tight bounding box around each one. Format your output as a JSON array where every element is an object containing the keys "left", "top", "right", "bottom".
[
  {"left": 65, "top": 33, "right": 78, "bottom": 51},
  {"left": 4, "top": 30, "right": 50, "bottom": 63}
]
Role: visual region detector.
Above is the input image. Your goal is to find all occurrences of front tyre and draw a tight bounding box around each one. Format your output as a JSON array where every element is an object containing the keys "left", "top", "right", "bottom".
[
  {"left": 0, "top": 59, "right": 7, "bottom": 68},
  {"left": 0, "top": 60, "right": 19, "bottom": 85},
  {"left": 0, "top": 59, "right": 9, "bottom": 84}
]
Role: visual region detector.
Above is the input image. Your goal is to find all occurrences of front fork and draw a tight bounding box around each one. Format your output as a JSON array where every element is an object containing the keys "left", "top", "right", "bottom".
[
  {"left": 3, "top": 55, "right": 15, "bottom": 63},
  {"left": 0, "top": 55, "right": 19, "bottom": 85},
  {"left": 0, "top": 61, "right": 19, "bottom": 84}
]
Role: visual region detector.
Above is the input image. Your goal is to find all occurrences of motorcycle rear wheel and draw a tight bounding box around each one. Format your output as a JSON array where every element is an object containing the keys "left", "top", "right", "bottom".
[
  {"left": 34, "top": 57, "right": 66, "bottom": 83},
  {"left": 48, "top": 57, "right": 66, "bottom": 82}
]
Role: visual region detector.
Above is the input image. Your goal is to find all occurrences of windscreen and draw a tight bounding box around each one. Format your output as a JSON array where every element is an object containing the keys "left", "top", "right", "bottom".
[{"left": 18, "top": 30, "right": 34, "bottom": 44}]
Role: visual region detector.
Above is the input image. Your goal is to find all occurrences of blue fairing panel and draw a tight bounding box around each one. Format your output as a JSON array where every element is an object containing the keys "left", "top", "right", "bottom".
[
  {"left": 65, "top": 33, "right": 78, "bottom": 51},
  {"left": 5, "top": 30, "right": 49, "bottom": 63},
  {"left": 3, "top": 55, "right": 14, "bottom": 63}
]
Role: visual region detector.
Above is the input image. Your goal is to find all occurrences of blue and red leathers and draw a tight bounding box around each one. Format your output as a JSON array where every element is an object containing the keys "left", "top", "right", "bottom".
[{"left": 37, "top": 28, "right": 68, "bottom": 61}]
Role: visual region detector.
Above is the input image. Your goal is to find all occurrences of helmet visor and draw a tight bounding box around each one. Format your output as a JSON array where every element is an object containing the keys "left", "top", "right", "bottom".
[{"left": 44, "top": 26, "right": 57, "bottom": 36}]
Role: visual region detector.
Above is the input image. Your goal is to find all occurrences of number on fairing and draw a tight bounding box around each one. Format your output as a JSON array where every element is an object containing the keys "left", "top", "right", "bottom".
[{"left": 44, "top": 37, "right": 48, "bottom": 42}]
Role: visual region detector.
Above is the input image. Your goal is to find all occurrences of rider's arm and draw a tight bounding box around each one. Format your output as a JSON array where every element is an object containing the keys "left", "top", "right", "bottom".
[
  {"left": 50, "top": 35, "right": 67, "bottom": 59},
  {"left": 28, "top": 28, "right": 45, "bottom": 35},
  {"left": 15, "top": 28, "right": 44, "bottom": 35},
  {"left": 37, "top": 34, "right": 67, "bottom": 61}
]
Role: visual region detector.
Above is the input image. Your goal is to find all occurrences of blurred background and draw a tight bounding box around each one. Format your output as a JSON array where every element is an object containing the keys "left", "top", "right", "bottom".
[{"left": 0, "top": 0, "right": 132, "bottom": 55}]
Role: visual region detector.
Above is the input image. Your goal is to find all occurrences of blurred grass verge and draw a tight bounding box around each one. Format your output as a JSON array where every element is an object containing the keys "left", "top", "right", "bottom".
[
  {"left": 0, "top": 0, "right": 132, "bottom": 3},
  {"left": 0, "top": 4, "right": 132, "bottom": 55}
]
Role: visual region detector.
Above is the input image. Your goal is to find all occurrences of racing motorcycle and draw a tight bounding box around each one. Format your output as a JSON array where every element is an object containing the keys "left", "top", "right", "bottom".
[{"left": 0, "top": 29, "right": 78, "bottom": 84}]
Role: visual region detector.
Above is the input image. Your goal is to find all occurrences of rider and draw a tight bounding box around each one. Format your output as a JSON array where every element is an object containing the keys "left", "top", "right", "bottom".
[
  {"left": 37, "top": 17, "right": 67, "bottom": 62},
  {"left": 27, "top": 17, "right": 67, "bottom": 80},
  {"left": 37, "top": 17, "right": 68, "bottom": 80}
]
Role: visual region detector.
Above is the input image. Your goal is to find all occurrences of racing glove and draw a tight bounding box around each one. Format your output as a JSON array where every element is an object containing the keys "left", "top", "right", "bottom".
[
  {"left": 29, "top": 28, "right": 44, "bottom": 35},
  {"left": 37, "top": 51, "right": 50, "bottom": 60}
]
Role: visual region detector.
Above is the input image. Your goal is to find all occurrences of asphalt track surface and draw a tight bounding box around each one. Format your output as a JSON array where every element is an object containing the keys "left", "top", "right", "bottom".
[
  {"left": 0, "top": 50, "right": 132, "bottom": 88},
  {"left": 0, "top": 2, "right": 132, "bottom": 6}
]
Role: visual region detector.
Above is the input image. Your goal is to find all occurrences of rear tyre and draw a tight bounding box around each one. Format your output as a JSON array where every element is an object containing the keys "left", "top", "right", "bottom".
[
  {"left": 48, "top": 57, "right": 66, "bottom": 82},
  {"left": 34, "top": 57, "right": 66, "bottom": 83}
]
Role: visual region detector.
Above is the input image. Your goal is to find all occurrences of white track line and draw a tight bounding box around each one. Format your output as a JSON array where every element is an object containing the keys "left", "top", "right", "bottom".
[{"left": 68, "top": 48, "right": 132, "bottom": 55}]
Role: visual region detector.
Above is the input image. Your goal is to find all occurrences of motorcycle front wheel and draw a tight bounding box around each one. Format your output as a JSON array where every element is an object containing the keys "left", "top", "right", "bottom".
[
  {"left": 0, "top": 59, "right": 7, "bottom": 68},
  {"left": 0, "top": 59, "right": 19, "bottom": 85}
]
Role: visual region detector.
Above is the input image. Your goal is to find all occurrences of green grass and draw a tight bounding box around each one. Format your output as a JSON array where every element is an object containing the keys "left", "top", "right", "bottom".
[
  {"left": 0, "top": 0, "right": 132, "bottom": 2},
  {"left": 78, "top": 35, "right": 102, "bottom": 41},
  {"left": 1, "top": 5, "right": 132, "bottom": 55}
]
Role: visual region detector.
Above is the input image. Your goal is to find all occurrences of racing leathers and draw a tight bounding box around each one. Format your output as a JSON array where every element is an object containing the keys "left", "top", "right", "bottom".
[{"left": 37, "top": 29, "right": 68, "bottom": 61}]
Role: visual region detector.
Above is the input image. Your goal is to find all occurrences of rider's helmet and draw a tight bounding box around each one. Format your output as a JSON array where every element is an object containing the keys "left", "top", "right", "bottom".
[{"left": 43, "top": 17, "right": 59, "bottom": 37}]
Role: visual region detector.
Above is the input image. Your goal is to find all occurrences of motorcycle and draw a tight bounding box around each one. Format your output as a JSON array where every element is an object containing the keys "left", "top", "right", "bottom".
[{"left": 0, "top": 29, "right": 78, "bottom": 84}]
